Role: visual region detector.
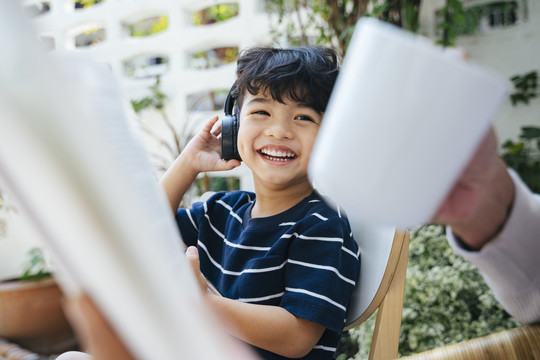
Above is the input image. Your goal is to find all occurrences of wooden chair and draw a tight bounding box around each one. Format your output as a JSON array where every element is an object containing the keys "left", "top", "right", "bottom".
[
  {"left": 400, "top": 324, "right": 540, "bottom": 360},
  {"left": 344, "top": 221, "right": 410, "bottom": 360}
]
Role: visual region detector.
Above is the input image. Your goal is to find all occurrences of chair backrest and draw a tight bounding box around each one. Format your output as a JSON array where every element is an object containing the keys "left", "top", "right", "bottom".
[{"left": 344, "top": 220, "right": 410, "bottom": 360}]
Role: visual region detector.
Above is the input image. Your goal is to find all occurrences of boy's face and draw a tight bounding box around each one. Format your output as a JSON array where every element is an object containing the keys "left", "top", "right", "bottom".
[{"left": 237, "top": 90, "right": 322, "bottom": 191}]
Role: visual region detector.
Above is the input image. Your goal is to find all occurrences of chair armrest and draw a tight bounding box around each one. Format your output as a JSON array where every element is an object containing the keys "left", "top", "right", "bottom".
[{"left": 399, "top": 324, "right": 540, "bottom": 360}]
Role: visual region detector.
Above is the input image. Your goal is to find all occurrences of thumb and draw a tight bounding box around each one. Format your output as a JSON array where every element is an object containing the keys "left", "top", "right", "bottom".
[
  {"left": 186, "top": 246, "right": 200, "bottom": 273},
  {"left": 213, "top": 158, "right": 241, "bottom": 171},
  {"left": 186, "top": 246, "right": 207, "bottom": 293}
]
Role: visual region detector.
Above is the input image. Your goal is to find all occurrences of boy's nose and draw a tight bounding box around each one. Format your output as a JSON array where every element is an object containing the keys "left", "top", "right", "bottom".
[{"left": 264, "top": 118, "right": 293, "bottom": 139}]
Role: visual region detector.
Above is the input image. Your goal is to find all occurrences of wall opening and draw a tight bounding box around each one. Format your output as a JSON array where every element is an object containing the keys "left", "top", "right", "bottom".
[
  {"left": 187, "top": 46, "right": 238, "bottom": 70},
  {"left": 191, "top": 3, "right": 239, "bottom": 25}
]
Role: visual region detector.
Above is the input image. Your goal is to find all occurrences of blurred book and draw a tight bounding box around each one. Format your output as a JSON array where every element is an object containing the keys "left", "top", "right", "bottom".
[{"left": 0, "top": 2, "right": 251, "bottom": 359}]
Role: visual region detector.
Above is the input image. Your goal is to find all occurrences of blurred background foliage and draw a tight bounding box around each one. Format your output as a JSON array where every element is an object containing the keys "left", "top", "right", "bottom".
[{"left": 337, "top": 226, "right": 520, "bottom": 359}]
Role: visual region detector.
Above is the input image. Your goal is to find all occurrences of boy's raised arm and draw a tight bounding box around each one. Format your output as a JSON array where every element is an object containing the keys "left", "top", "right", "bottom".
[{"left": 160, "top": 116, "right": 241, "bottom": 212}]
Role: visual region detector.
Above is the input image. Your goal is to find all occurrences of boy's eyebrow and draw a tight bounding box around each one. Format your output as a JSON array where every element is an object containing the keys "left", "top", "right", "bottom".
[
  {"left": 245, "top": 97, "right": 272, "bottom": 106},
  {"left": 245, "top": 96, "right": 317, "bottom": 112}
]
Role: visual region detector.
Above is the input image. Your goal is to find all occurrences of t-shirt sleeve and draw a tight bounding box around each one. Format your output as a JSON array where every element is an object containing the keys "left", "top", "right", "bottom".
[
  {"left": 175, "top": 200, "right": 207, "bottom": 248},
  {"left": 281, "top": 218, "right": 360, "bottom": 334},
  {"left": 176, "top": 205, "right": 199, "bottom": 246},
  {"left": 175, "top": 191, "right": 236, "bottom": 248}
]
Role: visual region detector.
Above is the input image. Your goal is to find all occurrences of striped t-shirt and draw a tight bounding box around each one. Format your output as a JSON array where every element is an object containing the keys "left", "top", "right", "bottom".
[{"left": 176, "top": 190, "right": 360, "bottom": 360}]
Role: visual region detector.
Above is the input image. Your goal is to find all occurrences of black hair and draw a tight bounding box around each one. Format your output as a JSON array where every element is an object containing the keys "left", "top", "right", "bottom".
[{"left": 231, "top": 46, "right": 340, "bottom": 114}]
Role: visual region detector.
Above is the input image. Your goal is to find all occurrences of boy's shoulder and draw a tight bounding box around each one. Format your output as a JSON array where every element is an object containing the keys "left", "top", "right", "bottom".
[
  {"left": 292, "top": 192, "right": 359, "bottom": 252},
  {"left": 305, "top": 191, "right": 349, "bottom": 219},
  {"left": 290, "top": 191, "right": 353, "bottom": 231}
]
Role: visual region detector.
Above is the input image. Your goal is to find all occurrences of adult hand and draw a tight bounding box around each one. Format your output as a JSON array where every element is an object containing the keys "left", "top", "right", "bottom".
[
  {"left": 433, "top": 128, "right": 515, "bottom": 250},
  {"left": 61, "top": 295, "right": 133, "bottom": 360}
]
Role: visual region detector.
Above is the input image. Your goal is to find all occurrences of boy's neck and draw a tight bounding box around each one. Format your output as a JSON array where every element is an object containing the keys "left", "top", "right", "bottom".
[{"left": 251, "top": 183, "right": 314, "bottom": 218}]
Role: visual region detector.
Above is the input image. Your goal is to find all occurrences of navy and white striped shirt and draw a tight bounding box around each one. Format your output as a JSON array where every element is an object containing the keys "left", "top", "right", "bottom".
[{"left": 176, "top": 190, "right": 360, "bottom": 360}]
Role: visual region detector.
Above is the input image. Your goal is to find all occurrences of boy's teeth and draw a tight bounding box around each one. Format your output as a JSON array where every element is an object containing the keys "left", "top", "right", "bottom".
[{"left": 262, "top": 149, "right": 294, "bottom": 158}]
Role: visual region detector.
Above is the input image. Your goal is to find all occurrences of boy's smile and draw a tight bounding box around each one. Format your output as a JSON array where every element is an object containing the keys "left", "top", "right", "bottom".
[
  {"left": 237, "top": 91, "right": 321, "bottom": 192},
  {"left": 258, "top": 145, "right": 298, "bottom": 163}
]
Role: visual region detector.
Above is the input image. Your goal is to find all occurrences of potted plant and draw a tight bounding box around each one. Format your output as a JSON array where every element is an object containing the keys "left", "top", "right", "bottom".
[{"left": 0, "top": 188, "right": 77, "bottom": 355}]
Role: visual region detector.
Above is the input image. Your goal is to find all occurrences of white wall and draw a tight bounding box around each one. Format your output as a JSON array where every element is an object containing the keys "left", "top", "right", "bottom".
[{"left": 27, "top": 0, "right": 271, "bottom": 191}]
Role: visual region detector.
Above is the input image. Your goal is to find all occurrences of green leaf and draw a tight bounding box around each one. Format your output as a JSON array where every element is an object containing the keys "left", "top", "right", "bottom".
[
  {"left": 19, "top": 247, "right": 52, "bottom": 282},
  {"left": 520, "top": 126, "right": 540, "bottom": 140}
]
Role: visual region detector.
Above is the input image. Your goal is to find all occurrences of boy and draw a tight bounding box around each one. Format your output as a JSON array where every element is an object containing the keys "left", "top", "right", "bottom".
[
  {"left": 161, "top": 46, "right": 360, "bottom": 359},
  {"left": 58, "top": 46, "right": 360, "bottom": 360}
]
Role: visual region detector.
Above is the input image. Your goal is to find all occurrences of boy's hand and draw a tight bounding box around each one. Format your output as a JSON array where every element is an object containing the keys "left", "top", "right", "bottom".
[
  {"left": 160, "top": 116, "right": 241, "bottom": 212},
  {"left": 182, "top": 116, "right": 241, "bottom": 174}
]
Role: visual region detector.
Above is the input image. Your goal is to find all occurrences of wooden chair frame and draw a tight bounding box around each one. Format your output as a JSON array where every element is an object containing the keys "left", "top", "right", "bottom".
[{"left": 344, "top": 226, "right": 410, "bottom": 360}]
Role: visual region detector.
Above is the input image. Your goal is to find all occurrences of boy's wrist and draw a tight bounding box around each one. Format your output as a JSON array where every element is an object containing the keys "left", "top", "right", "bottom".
[{"left": 173, "top": 151, "right": 200, "bottom": 178}]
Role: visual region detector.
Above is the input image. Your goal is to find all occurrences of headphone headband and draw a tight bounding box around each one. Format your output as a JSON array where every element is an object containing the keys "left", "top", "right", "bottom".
[
  {"left": 221, "top": 81, "right": 241, "bottom": 161},
  {"left": 224, "top": 81, "right": 237, "bottom": 116}
]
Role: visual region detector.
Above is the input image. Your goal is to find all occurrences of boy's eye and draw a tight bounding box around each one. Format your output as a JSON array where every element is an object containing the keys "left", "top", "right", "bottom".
[
  {"left": 253, "top": 110, "right": 270, "bottom": 116},
  {"left": 295, "top": 115, "right": 315, "bottom": 122}
]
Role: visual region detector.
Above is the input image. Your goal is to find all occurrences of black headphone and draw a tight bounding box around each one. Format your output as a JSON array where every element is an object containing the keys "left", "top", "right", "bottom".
[{"left": 221, "top": 82, "right": 242, "bottom": 161}]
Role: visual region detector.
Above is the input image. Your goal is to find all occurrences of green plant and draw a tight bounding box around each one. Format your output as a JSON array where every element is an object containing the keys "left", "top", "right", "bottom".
[
  {"left": 131, "top": 76, "right": 181, "bottom": 174},
  {"left": 500, "top": 70, "right": 540, "bottom": 192},
  {"left": 265, "top": 0, "right": 421, "bottom": 57},
  {"left": 501, "top": 126, "right": 540, "bottom": 193},
  {"left": 192, "top": 3, "right": 239, "bottom": 25},
  {"left": 338, "top": 226, "right": 520, "bottom": 359},
  {"left": 0, "top": 187, "right": 52, "bottom": 281},
  {"left": 510, "top": 71, "right": 538, "bottom": 106},
  {"left": 195, "top": 176, "right": 240, "bottom": 196},
  {"left": 74, "top": 0, "right": 104, "bottom": 9},
  {"left": 398, "top": 226, "right": 519, "bottom": 355},
  {"left": 131, "top": 77, "right": 238, "bottom": 207},
  {"left": 129, "top": 16, "right": 168, "bottom": 37},
  {"left": 191, "top": 47, "right": 238, "bottom": 70},
  {"left": 436, "top": 0, "right": 466, "bottom": 47},
  {"left": 20, "top": 247, "right": 52, "bottom": 282}
]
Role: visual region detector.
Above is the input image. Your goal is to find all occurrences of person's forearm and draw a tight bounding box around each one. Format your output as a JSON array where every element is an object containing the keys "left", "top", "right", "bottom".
[
  {"left": 159, "top": 154, "right": 199, "bottom": 212},
  {"left": 207, "top": 295, "right": 324, "bottom": 358},
  {"left": 447, "top": 170, "right": 540, "bottom": 324},
  {"left": 450, "top": 158, "right": 515, "bottom": 250}
]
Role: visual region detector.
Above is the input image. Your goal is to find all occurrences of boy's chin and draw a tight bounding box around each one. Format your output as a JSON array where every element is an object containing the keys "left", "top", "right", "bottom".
[{"left": 257, "top": 176, "right": 311, "bottom": 190}]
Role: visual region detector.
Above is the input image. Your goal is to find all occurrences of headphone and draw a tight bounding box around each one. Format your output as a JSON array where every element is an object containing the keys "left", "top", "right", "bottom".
[{"left": 221, "top": 82, "right": 242, "bottom": 161}]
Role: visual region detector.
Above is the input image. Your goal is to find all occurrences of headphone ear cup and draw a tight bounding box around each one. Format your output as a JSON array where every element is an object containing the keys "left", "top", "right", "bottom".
[{"left": 221, "top": 114, "right": 241, "bottom": 161}]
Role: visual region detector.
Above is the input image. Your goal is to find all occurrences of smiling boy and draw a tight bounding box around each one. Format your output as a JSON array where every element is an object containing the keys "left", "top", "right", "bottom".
[{"left": 161, "top": 47, "right": 360, "bottom": 359}]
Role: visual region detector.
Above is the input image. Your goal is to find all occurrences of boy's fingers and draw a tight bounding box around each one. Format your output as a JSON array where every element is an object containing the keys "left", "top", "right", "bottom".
[
  {"left": 202, "top": 116, "right": 220, "bottom": 132},
  {"left": 213, "top": 159, "right": 241, "bottom": 172},
  {"left": 212, "top": 122, "right": 223, "bottom": 137}
]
